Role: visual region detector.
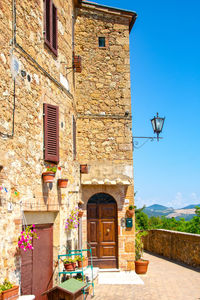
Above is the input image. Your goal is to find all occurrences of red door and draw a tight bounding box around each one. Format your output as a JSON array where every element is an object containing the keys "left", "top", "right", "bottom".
[
  {"left": 21, "top": 224, "right": 53, "bottom": 300},
  {"left": 87, "top": 193, "right": 118, "bottom": 269}
]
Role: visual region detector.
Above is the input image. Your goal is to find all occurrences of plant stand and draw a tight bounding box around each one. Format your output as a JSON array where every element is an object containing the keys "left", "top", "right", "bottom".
[{"left": 58, "top": 245, "right": 94, "bottom": 300}]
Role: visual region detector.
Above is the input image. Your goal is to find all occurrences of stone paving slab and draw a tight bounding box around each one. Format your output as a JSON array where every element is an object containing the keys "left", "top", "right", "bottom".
[
  {"left": 98, "top": 271, "right": 144, "bottom": 285},
  {"left": 91, "top": 252, "right": 200, "bottom": 300}
]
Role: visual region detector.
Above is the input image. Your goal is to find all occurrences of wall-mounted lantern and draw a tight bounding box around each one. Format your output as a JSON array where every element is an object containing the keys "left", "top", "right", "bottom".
[
  {"left": 133, "top": 112, "right": 165, "bottom": 149},
  {"left": 80, "top": 164, "right": 89, "bottom": 174}
]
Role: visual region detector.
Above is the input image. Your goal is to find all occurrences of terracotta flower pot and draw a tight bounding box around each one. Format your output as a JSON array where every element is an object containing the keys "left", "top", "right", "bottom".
[
  {"left": 78, "top": 210, "right": 84, "bottom": 218},
  {"left": 135, "top": 259, "right": 149, "bottom": 274},
  {"left": 1, "top": 286, "right": 19, "bottom": 300},
  {"left": 57, "top": 179, "right": 68, "bottom": 188},
  {"left": 64, "top": 262, "right": 75, "bottom": 271},
  {"left": 126, "top": 209, "right": 134, "bottom": 218},
  {"left": 80, "top": 164, "right": 88, "bottom": 174},
  {"left": 78, "top": 257, "right": 88, "bottom": 268},
  {"left": 42, "top": 171, "right": 55, "bottom": 183}
]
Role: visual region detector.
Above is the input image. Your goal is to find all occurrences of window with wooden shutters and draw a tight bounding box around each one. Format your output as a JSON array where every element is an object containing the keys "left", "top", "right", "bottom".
[
  {"left": 43, "top": 103, "right": 59, "bottom": 163},
  {"left": 73, "top": 116, "right": 76, "bottom": 160},
  {"left": 44, "top": 0, "right": 58, "bottom": 56}
]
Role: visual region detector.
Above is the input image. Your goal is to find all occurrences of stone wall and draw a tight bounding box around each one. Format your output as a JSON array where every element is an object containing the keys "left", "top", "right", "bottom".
[
  {"left": 74, "top": 3, "right": 135, "bottom": 270},
  {"left": 75, "top": 4, "right": 133, "bottom": 166},
  {"left": 144, "top": 229, "right": 200, "bottom": 268},
  {"left": 0, "top": 0, "right": 80, "bottom": 285}
]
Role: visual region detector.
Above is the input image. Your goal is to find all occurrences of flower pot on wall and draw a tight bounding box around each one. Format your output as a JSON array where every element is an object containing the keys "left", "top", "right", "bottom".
[
  {"left": 42, "top": 171, "right": 55, "bottom": 183},
  {"left": 80, "top": 164, "right": 88, "bottom": 174},
  {"left": 126, "top": 209, "right": 134, "bottom": 218},
  {"left": 57, "top": 179, "right": 68, "bottom": 188},
  {"left": 135, "top": 259, "right": 149, "bottom": 274},
  {"left": 1, "top": 286, "right": 19, "bottom": 300},
  {"left": 78, "top": 210, "right": 84, "bottom": 218}
]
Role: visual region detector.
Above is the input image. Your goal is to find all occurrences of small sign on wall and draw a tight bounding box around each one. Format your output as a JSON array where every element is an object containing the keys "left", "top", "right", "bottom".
[
  {"left": 125, "top": 199, "right": 129, "bottom": 204},
  {"left": 126, "top": 218, "right": 133, "bottom": 228}
]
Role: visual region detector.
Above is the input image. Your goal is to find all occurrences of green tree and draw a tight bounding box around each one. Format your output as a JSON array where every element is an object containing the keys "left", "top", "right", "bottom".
[{"left": 135, "top": 206, "right": 149, "bottom": 230}]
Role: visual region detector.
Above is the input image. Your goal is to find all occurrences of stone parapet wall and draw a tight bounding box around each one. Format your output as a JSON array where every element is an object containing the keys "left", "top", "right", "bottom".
[{"left": 144, "top": 229, "right": 200, "bottom": 268}]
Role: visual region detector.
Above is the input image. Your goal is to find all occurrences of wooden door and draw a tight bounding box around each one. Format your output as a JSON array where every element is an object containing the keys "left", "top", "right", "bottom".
[
  {"left": 21, "top": 224, "right": 53, "bottom": 300},
  {"left": 87, "top": 194, "right": 118, "bottom": 268}
]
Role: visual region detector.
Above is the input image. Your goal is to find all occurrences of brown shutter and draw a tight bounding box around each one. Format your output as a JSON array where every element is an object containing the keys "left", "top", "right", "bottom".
[
  {"left": 44, "top": 0, "right": 52, "bottom": 48},
  {"left": 52, "top": 4, "right": 58, "bottom": 56},
  {"left": 44, "top": 103, "right": 59, "bottom": 163},
  {"left": 73, "top": 116, "right": 76, "bottom": 160},
  {"left": 73, "top": 55, "right": 82, "bottom": 73}
]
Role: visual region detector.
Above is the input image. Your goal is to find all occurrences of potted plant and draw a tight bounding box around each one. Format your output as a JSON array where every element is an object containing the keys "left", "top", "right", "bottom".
[
  {"left": 76, "top": 256, "right": 88, "bottom": 268},
  {"left": 0, "top": 279, "right": 19, "bottom": 300},
  {"left": 78, "top": 209, "right": 84, "bottom": 218},
  {"left": 57, "top": 179, "right": 68, "bottom": 188},
  {"left": 126, "top": 205, "right": 134, "bottom": 217},
  {"left": 63, "top": 258, "right": 76, "bottom": 271},
  {"left": 135, "top": 229, "right": 149, "bottom": 274},
  {"left": 42, "top": 165, "right": 57, "bottom": 183},
  {"left": 18, "top": 224, "right": 39, "bottom": 251},
  {"left": 65, "top": 207, "right": 80, "bottom": 230},
  {"left": 57, "top": 167, "right": 68, "bottom": 188}
]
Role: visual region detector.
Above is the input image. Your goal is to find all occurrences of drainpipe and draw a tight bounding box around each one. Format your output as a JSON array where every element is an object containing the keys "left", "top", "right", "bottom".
[
  {"left": 78, "top": 218, "right": 82, "bottom": 249},
  {"left": 1, "top": 0, "right": 16, "bottom": 138}
]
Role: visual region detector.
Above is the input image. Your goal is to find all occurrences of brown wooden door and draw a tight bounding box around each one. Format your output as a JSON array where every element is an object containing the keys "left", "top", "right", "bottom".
[
  {"left": 21, "top": 224, "right": 53, "bottom": 300},
  {"left": 87, "top": 194, "right": 118, "bottom": 269}
]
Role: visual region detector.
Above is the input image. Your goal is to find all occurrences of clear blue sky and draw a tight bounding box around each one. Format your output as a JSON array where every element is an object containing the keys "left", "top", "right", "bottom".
[{"left": 95, "top": 0, "right": 200, "bottom": 209}]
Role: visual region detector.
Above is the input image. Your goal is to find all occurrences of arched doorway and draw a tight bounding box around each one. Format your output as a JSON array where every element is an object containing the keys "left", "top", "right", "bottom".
[{"left": 87, "top": 193, "right": 118, "bottom": 269}]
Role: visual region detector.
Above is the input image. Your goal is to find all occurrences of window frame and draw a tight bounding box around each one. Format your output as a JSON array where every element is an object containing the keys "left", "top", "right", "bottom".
[
  {"left": 44, "top": 0, "right": 58, "bottom": 56},
  {"left": 98, "top": 37, "right": 106, "bottom": 48}
]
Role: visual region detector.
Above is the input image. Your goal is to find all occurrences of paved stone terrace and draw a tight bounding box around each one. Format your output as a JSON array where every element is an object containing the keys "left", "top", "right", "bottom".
[{"left": 92, "top": 252, "right": 200, "bottom": 300}]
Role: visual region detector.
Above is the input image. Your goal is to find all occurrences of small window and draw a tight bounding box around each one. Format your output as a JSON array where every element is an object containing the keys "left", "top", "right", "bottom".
[
  {"left": 43, "top": 103, "right": 59, "bottom": 163},
  {"left": 98, "top": 37, "right": 106, "bottom": 48},
  {"left": 44, "top": 0, "right": 58, "bottom": 56}
]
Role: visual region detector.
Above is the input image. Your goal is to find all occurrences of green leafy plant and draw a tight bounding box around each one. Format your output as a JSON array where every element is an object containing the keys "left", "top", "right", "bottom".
[
  {"left": 129, "top": 205, "right": 134, "bottom": 210},
  {"left": 65, "top": 207, "right": 80, "bottom": 230},
  {"left": 0, "top": 279, "right": 13, "bottom": 294},
  {"left": 46, "top": 164, "right": 58, "bottom": 173},
  {"left": 135, "top": 224, "right": 148, "bottom": 261},
  {"left": 63, "top": 258, "right": 75, "bottom": 264},
  {"left": 76, "top": 256, "right": 87, "bottom": 262}
]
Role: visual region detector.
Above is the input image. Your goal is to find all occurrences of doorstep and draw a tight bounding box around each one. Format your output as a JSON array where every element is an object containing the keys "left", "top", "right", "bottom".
[
  {"left": 85, "top": 267, "right": 99, "bottom": 282},
  {"left": 98, "top": 268, "right": 120, "bottom": 272}
]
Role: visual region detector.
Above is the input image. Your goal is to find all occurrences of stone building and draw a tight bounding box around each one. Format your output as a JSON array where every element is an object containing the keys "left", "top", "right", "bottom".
[
  {"left": 0, "top": 0, "right": 137, "bottom": 297},
  {"left": 75, "top": 1, "right": 137, "bottom": 270},
  {"left": 0, "top": 0, "right": 81, "bottom": 297}
]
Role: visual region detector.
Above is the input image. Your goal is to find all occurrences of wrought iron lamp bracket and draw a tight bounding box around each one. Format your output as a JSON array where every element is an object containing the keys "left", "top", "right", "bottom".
[{"left": 132, "top": 136, "right": 163, "bottom": 150}]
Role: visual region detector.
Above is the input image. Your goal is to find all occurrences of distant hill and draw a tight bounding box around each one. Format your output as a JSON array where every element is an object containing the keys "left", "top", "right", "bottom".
[
  {"left": 143, "top": 204, "right": 198, "bottom": 220},
  {"left": 182, "top": 204, "right": 200, "bottom": 209},
  {"left": 147, "top": 204, "right": 170, "bottom": 210}
]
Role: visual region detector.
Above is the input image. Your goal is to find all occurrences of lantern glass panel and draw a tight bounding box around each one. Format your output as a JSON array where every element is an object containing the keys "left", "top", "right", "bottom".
[
  {"left": 151, "top": 118, "right": 156, "bottom": 132},
  {"left": 155, "top": 118, "right": 164, "bottom": 133}
]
